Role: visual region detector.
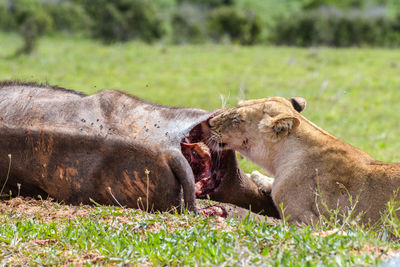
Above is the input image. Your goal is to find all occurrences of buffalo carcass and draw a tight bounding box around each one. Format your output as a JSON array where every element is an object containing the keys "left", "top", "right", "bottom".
[{"left": 0, "top": 81, "right": 279, "bottom": 217}]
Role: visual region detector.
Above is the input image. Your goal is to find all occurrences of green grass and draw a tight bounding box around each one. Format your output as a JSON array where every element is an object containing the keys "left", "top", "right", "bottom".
[
  {"left": 0, "top": 198, "right": 397, "bottom": 265},
  {"left": 1, "top": 32, "right": 400, "bottom": 265}
]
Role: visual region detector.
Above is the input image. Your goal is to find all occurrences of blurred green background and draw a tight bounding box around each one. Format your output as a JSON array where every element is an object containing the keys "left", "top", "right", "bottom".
[
  {"left": 2, "top": 0, "right": 400, "bottom": 50},
  {"left": 1, "top": 0, "right": 400, "bottom": 170}
]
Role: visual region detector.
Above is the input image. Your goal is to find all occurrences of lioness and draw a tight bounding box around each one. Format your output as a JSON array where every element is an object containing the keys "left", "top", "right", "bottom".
[
  {"left": 208, "top": 96, "right": 400, "bottom": 225},
  {"left": 0, "top": 81, "right": 279, "bottom": 218}
]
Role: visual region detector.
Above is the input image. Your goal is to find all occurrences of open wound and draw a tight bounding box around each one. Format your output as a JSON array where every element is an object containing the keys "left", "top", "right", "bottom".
[{"left": 180, "top": 119, "right": 227, "bottom": 198}]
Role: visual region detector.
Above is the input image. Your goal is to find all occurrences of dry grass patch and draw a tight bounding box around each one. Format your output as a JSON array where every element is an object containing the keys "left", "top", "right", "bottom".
[{"left": 0, "top": 197, "right": 92, "bottom": 223}]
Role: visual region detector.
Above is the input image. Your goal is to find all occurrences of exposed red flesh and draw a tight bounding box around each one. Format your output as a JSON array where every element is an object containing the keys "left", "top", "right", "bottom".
[
  {"left": 200, "top": 205, "right": 228, "bottom": 218},
  {"left": 181, "top": 141, "right": 212, "bottom": 196},
  {"left": 181, "top": 142, "right": 211, "bottom": 180},
  {"left": 181, "top": 119, "right": 226, "bottom": 198}
]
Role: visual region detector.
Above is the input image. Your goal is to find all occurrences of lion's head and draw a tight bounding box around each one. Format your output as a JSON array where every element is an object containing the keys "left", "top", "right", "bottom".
[{"left": 208, "top": 97, "right": 306, "bottom": 166}]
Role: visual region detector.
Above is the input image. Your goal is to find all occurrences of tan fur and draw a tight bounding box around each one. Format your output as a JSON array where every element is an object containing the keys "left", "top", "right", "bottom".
[{"left": 209, "top": 96, "right": 400, "bottom": 225}]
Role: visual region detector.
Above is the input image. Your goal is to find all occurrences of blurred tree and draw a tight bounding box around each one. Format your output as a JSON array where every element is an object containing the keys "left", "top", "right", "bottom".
[
  {"left": 301, "top": 0, "right": 364, "bottom": 10},
  {"left": 79, "top": 0, "right": 164, "bottom": 43},
  {"left": 10, "top": 0, "right": 53, "bottom": 54},
  {"left": 176, "top": 0, "right": 234, "bottom": 8},
  {"left": 0, "top": 1, "right": 16, "bottom": 31},
  {"left": 171, "top": 3, "right": 208, "bottom": 44},
  {"left": 209, "top": 7, "right": 261, "bottom": 45},
  {"left": 300, "top": 0, "right": 391, "bottom": 10},
  {"left": 271, "top": 7, "right": 398, "bottom": 47},
  {"left": 386, "top": 0, "right": 400, "bottom": 18},
  {"left": 43, "top": 1, "right": 92, "bottom": 34}
]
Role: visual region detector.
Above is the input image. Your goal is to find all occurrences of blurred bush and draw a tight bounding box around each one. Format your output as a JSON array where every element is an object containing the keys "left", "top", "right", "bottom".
[
  {"left": 176, "top": 0, "right": 234, "bottom": 9},
  {"left": 271, "top": 7, "right": 400, "bottom": 47},
  {"left": 0, "top": 1, "right": 16, "bottom": 31},
  {"left": 208, "top": 6, "right": 261, "bottom": 45},
  {"left": 43, "top": 1, "right": 92, "bottom": 34},
  {"left": 79, "top": 0, "right": 164, "bottom": 43},
  {"left": 171, "top": 4, "right": 208, "bottom": 44},
  {"left": 7, "top": 0, "right": 53, "bottom": 54},
  {"left": 1, "top": 0, "right": 400, "bottom": 48},
  {"left": 170, "top": 0, "right": 253, "bottom": 44},
  {"left": 301, "top": 0, "right": 365, "bottom": 10}
]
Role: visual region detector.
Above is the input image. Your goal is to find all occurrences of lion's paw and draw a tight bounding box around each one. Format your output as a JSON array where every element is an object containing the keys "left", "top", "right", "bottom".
[{"left": 249, "top": 170, "right": 274, "bottom": 194}]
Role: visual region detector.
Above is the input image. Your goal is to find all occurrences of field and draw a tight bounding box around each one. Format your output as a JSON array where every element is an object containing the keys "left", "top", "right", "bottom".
[{"left": 1, "top": 32, "right": 400, "bottom": 265}]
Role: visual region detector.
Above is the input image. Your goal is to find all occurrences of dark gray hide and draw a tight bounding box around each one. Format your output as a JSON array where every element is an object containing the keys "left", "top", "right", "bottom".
[{"left": 0, "top": 81, "right": 279, "bottom": 217}]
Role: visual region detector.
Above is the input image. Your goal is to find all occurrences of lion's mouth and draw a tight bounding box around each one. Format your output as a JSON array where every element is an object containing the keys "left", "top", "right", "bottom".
[{"left": 180, "top": 117, "right": 228, "bottom": 198}]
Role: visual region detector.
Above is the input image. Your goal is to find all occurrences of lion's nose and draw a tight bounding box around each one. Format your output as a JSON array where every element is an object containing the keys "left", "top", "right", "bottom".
[{"left": 218, "top": 143, "right": 227, "bottom": 148}]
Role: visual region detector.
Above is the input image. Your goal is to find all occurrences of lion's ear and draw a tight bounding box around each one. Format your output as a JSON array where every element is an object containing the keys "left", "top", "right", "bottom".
[
  {"left": 259, "top": 115, "right": 300, "bottom": 138},
  {"left": 290, "top": 97, "right": 306, "bottom": 112}
]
